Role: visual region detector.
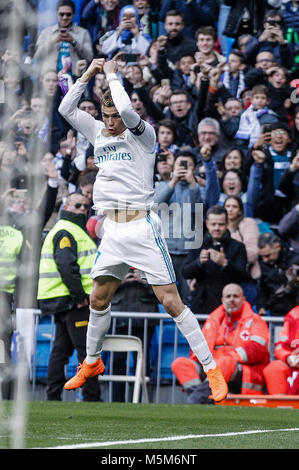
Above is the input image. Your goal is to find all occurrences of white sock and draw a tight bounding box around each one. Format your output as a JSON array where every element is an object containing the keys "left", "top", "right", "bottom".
[
  {"left": 174, "top": 306, "right": 216, "bottom": 372},
  {"left": 86, "top": 304, "right": 111, "bottom": 364}
]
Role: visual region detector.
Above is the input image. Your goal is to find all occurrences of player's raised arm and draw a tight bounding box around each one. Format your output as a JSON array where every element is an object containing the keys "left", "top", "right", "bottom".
[
  {"left": 103, "top": 60, "right": 156, "bottom": 152},
  {"left": 58, "top": 59, "right": 105, "bottom": 144}
]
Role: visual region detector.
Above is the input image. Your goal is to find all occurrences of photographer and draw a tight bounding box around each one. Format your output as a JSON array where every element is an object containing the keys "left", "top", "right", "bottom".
[
  {"left": 245, "top": 122, "right": 293, "bottom": 224},
  {"left": 182, "top": 205, "right": 247, "bottom": 314},
  {"left": 243, "top": 10, "right": 294, "bottom": 70}
]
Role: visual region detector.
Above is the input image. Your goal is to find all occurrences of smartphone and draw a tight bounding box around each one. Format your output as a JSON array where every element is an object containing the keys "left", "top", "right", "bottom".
[
  {"left": 123, "top": 53, "right": 139, "bottom": 63},
  {"left": 213, "top": 241, "right": 222, "bottom": 252},
  {"left": 180, "top": 160, "right": 188, "bottom": 170},
  {"left": 263, "top": 124, "right": 272, "bottom": 134},
  {"left": 161, "top": 78, "right": 170, "bottom": 87},
  {"left": 13, "top": 189, "right": 28, "bottom": 200}
]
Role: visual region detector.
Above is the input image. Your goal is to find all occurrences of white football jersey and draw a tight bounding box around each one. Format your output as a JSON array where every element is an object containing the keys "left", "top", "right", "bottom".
[{"left": 59, "top": 78, "right": 157, "bottom": 211}]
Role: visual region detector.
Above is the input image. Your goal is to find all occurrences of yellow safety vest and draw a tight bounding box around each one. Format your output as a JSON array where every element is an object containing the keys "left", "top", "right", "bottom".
[
  {"left": 0, "top": 225, "right": 23, "bottom": 294},
  {"left": 37, "top": 219, "right": 97, "bottom": 300}
]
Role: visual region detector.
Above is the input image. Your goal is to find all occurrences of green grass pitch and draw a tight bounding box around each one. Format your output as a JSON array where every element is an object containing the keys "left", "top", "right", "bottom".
[{"left": 1, "top": 401, "right": 298, "bottom": 450}]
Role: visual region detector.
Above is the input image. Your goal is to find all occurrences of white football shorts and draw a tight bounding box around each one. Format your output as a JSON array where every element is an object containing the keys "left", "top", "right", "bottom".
[{"left": 90, "top": 211, "right": 176, "bottom": 285}]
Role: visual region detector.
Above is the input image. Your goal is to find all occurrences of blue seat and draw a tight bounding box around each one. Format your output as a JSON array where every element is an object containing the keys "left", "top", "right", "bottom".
[
  {"left": 149, "top": 322, "right": 189, "bottom": 383},
  {"left": 34, "top": 316, "right": 80, "bottom": 380}
]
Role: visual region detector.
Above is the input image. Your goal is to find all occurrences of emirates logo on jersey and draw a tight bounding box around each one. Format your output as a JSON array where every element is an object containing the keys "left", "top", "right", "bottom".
[{"left": 240, "top": 330, "right": 250, "bottom": 341}]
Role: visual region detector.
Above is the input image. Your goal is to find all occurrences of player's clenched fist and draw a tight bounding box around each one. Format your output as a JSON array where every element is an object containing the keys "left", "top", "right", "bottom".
[
  {"left": 80, "top": 58, "right": 105, "bottom": 83},
  {"left": 103, "top": 60, "right": 118, "bottom": 75}
]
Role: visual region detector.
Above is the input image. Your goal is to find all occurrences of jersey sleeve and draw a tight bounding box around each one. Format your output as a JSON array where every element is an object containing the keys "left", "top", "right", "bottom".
[
  {"left": 58, "top": 79, "right": 101, "bottom": 145},
  {"left": 107, "top": 74, "right": 156, "bottom": 153}
]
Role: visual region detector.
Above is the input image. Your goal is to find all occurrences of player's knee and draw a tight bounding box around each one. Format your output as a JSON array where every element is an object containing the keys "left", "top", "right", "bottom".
[
  {"left": 90, "top": 290, "right": 110, "bottom": 311},
  {"left": 161, "top": 293, "right": 179, "bottom": 316},
  {"left": 158, "top": 289, "right": 184, "bottom": 317}
]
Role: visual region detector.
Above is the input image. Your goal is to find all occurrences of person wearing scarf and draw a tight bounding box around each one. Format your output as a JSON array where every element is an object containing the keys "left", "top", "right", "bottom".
[
  {"left": 100, "top": 5, "right": 151, "bottom": 58},
  {"left": 234, "top": 84, "right": 279, "bottom": 148}
]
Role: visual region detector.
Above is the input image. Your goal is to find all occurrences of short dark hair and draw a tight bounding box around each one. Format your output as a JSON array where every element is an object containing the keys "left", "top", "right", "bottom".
[
  {"left": 229, "top": 49, "right": 244, "bottom": 64},
  {"left": 165, "top": 9, "right": 183, "bottom": 20},
  {"left": 169, "top": 89, "right": 191, "bottom": 103},
  {"left": 56, "top": 0, "right": 75, "bottom": 13},
  {"left": 270, "top": 121, "right": 291, "bottom": 137},
  {"left": 175, "top": 146, "right": 196, "bottom": 166},
  {"left": 257, "top": 232, "right": 281, "bottom": 249},
  {"left": 206, "top": 205, "right": 228, "bottom": 223},
  {"left": 196, "top": 26, "right": 217, "bottom": 42},
  {"left": 78, "top": 97, "right": 97, "bottom": 108},
  {"left": 158, "top": 119, "right": 176, "bottom": 134},
  {"left": 263, "top": 9, "right": 283, "bottom": 23}
]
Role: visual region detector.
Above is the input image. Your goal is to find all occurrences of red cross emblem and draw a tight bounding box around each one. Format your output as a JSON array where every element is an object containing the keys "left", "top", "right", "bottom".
[{"left": 240, "top": 330, "right": 250, "bottom": 341}]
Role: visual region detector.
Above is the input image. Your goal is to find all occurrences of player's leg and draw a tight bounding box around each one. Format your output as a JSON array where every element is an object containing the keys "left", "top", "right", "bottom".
[
  {"left": 64, "top": 276, "right": 121, "bottom": 390},
  {"left": 152, "top": 283, "right": 228, "bottom": 402},
  {"left": 86, "top": 275, "right": 121, "bottom": 363}
]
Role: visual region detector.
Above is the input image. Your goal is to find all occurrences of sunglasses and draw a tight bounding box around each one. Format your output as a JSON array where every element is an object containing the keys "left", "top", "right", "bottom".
[
  {"left": 266, "top": 20, "right": 282, "bottom": 26},
  {"left": 58, "top": 12, "right": 72, "bottom": 17},
  {"left": 74, "top": 203, "right": 89, "bottom": 209}
]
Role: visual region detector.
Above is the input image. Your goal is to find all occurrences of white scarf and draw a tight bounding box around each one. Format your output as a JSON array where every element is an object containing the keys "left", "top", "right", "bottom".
[
  {"left": 235, "top": 104, "right": 268, "bottom": 147},
  {"left": 222, "top": 70, "right": 245, "bottom": 99}
]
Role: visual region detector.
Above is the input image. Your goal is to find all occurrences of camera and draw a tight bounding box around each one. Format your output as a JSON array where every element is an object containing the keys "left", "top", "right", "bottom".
[{"left": 193, "top": 65, "right": 201, "bottom": 74}]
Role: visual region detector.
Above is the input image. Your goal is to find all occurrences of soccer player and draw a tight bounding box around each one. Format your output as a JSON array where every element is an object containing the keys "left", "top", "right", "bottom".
[{"left": 59, "top": 59, "right": 228, "bottom": 402}]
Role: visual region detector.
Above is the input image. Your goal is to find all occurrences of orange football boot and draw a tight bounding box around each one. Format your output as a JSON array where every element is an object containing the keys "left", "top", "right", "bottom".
[
  {"left": 64, "top": 357, "right": 105, "bottom": 390},
  {"left": 206, "top": 365, "right": 228, "bottom": 402}
]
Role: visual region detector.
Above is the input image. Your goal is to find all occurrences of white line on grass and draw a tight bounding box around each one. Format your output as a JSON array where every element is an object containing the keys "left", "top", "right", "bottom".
[{"left": 38, "top": 427, "right": 299, "bottom": 449}]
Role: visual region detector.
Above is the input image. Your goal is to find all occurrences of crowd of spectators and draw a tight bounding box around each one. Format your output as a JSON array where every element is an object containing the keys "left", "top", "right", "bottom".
[{"left": 1, "top": 0, "right": 299, "bottom": 398}]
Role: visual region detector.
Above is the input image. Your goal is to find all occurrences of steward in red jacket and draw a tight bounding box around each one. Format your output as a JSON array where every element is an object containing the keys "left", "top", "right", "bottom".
[
  {"left": 172, "top": 283, "right": 270, "bottom": 400},
  {"left": 263, "top": 306, "right": 299, "bottom": 395}
]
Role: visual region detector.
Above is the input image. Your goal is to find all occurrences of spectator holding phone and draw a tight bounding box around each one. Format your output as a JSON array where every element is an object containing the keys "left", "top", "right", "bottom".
[
  {"left": 33, "top": 0, "right": 93, "bottom": 76},
  {"left": 243, "top": 10, "right": 294, "bottom": 70},
  {"left": 100, "top": 5, "right": 150, "bottom": 58},
  {"left": 245, "top": 122, "right": 293, "bottom": 223},
  {"left": 154, "top": 149, "right": 218, "bottom": 304}
]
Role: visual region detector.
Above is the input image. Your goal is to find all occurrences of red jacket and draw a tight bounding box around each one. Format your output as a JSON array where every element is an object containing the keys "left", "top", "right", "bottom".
[
  {"left": 191, "top": 301, "right": 270, "bottom": 394},
  {"left": 274, "top": 306, "right": 299, "bottom": 363}
]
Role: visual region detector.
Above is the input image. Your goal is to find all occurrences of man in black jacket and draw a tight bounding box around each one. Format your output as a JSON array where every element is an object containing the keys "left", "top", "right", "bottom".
[
  {"left": 257, "top": 232, "right": 299, "bottom": 316},
  {"left": 157, "top": 9, "right": 197, "bottom": 67},
  {"left": 37, "top": 192, "right": 100, "bottom": 401},
  {"left": 182, "top": 205, "right": 248, "bottom": 314}
]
